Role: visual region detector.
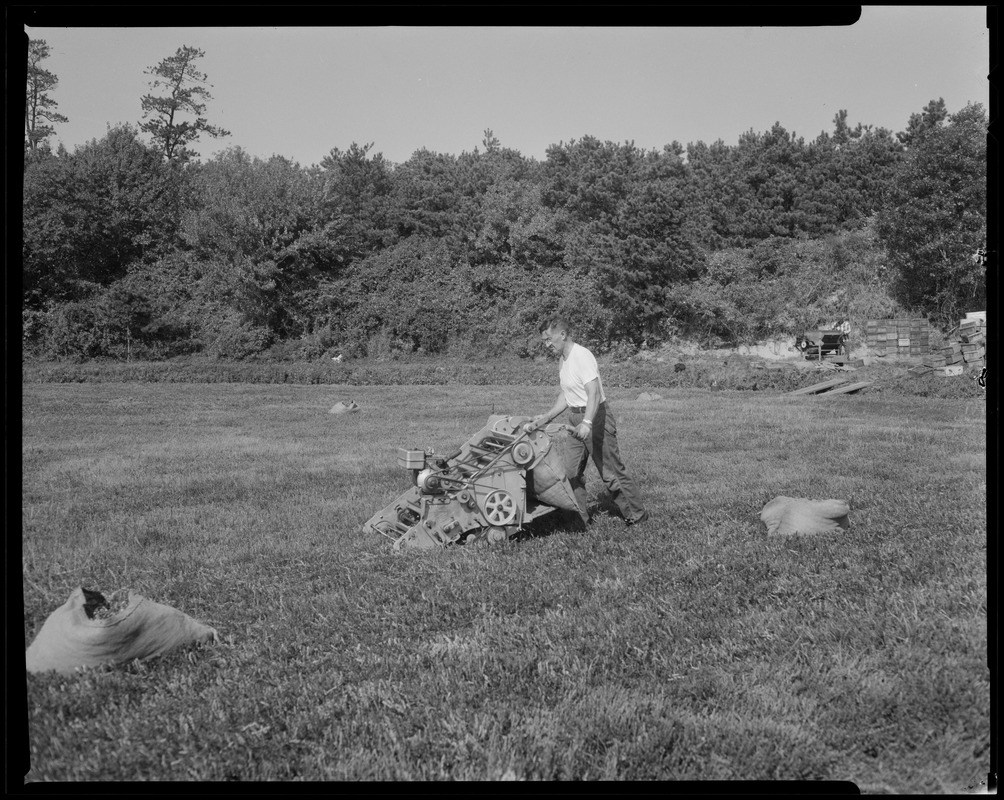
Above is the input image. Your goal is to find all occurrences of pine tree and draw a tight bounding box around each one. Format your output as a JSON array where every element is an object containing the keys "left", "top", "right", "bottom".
[
  {"left": 140, "top": 45, "right": 230, "bottom": 164},
  {"left": 25, "top": 39, "right": 68, "bottom": 155}
]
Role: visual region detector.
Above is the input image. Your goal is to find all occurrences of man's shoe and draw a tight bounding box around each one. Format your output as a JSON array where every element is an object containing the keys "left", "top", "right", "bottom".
[{"left": 625, "top": 510, "right": 650, "bottom": 527}]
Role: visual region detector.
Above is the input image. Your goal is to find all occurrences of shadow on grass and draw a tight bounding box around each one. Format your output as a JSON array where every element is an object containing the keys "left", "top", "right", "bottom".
[
  {"left": 590, "top": 493, "right": 626, "bottom": 520},
  {"left": 515, "top": 495, "right": 629, "bottom": 544},
  {"left": 515, "top": 510, "right": 588, "bottom": 543}
]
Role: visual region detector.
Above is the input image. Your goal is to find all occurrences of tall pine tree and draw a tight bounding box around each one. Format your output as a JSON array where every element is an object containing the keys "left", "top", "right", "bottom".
[
  {"left": 140, "top": 45, "right": 230, "bottom": 164},
  {"left": 25, "top": 39, "right": 68, "bottom": 156}
]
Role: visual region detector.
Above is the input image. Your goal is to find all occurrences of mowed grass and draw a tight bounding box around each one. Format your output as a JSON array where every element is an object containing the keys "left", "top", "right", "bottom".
[{"left": 20, "top": 382, "right": 988, "bottom": 788}]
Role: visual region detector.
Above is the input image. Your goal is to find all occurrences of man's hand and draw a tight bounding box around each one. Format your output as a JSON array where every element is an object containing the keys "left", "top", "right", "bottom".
[
  {"left": 525, "top": 414, "right": 546, "bottom": 433},
  {"left": 573, "top": 422, "right": 592, "bottom": 441}
]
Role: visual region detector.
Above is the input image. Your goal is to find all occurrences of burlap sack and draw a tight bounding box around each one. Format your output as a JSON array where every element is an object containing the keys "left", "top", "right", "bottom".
[
  {"left": 528, "top": 433, "right": 580, "bottom": 512},
  {"left": 760, "top": 496, "right": 850, "bottom": 536},
  {"left": 25, "top": 588, "right": 219, "bottom": 675}
]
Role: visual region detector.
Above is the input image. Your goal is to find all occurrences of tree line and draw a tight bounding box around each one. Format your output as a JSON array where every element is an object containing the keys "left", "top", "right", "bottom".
[{"left": 23, "top": 42, "right": 988, "bottom": 361}]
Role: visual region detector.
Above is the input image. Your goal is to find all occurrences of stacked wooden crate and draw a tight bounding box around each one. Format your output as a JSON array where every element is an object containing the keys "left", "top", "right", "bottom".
[
  {"left": 925, "top": 311, "right": 985, "bottom": 376},
  {"left": 863, "top": 317, "right": 933, "bottom": 357},
  {"left": 960, "top": 313, "right": 987, "bottom": 367}
]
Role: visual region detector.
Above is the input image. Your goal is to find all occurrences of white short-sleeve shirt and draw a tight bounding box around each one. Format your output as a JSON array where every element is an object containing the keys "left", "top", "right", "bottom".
[{"left": 560, "top": 343, "right": 607, "bottom": 407}]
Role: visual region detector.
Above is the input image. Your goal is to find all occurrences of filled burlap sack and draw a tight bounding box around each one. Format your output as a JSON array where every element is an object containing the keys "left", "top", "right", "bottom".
[
  {"left": 25, "top": 587, "right": 219, "bottom": 675},
  {"left": 527, "top": 428, "right": 581, "bottom": 513},
  {"left": 760, "top": 496, "right": 850, "bottom": 536},
  {"left": 529, "top": 442, "right": 580, "bottom": 512}
]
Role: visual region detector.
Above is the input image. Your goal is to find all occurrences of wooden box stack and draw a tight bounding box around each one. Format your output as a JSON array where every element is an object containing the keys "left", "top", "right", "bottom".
[
  {"left": 959, "top": 312, "right": 986, "bottom": 367},
  {"left": 864, "top": 317, "right": 933, "bottom": 357},
  {"left": 925, "top": 311, "right": 985, "bottom": 376}
]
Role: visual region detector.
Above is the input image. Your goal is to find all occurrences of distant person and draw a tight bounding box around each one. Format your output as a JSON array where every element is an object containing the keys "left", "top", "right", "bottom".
[{"left": 525, "top": 317, "right": 649, "bottom": 528}]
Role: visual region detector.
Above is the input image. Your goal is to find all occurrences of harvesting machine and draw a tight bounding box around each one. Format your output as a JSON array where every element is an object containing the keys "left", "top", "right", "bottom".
[{"left": 363, "top": 415, "right": 581, "bottom": 550}]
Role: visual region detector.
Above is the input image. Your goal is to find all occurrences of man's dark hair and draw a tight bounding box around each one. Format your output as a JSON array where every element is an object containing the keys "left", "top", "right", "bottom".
[{"left": 540, "top": 317, "right": 570, "bottom": 335}]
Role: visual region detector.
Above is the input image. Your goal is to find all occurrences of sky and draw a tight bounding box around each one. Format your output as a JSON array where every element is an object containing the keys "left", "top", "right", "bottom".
[{"left": 23, "top": 7, "right": 991, "bottom": 168}]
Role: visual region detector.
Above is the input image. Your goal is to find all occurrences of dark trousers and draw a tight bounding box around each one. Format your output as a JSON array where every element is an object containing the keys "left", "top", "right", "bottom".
[{"left": 564, "top": 403, "right": 646, "bottom": 523}]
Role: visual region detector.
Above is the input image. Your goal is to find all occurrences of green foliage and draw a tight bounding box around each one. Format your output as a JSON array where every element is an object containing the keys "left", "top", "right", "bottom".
[
  {"left": 38, "top": 297, "right": 117, "bottom": 361},
  {"left": 387, "top": 148, "right": 465, "bottom": 239},
  {"left": 542, "top": 136, "right": 640, "bottom": 223},
  {"left": 688, "top": 116, "right": 905, "bottom": 249},
  {"left": 541, "top": 139, "right": 704, "bottom": 345},
  {"left": 179, "top": 148, "right": 328, "bottom": 340},
  {"left": 28, "top": 275, "right": 198, "bottom": 362},
  {"left": 672, "top": 226, "right": 905, "bottom": 345},
  {"left": 331, "top": 237, "right": 465, "bottom": 355},
  {"left": 470, "top": 178, "right": 561, "bottom": 271},
  {"left": 22, "top": 93, "right": 985, "bottom": 361},
  {"left": 803, "top": 120, "right": 903, "bottom": 235},
  {"left": 587, "top": 172, "right": 704, "bottom": 344},
  {"left": 319, "top": 142, "right": 397, "bottom": 265},
  {"left": 731, "top": 123, "right": 809, "bottom": 241},
  {"left": 878, "top": 103, "right": 987, "bottom": 326},
  {"left": 22, "top": 126, "right": 182, "bottom": 303},
  {"left": 116, "top": 253, "right": 204, "bottom": 356},
  {"left": 684, "top": 138, "right": 735, "bottom": 249},
  {"left": 199, "top": 308, "right": 275, "bottom": 360},
  {"left": 896, "top": 97, "right": 949, "bottom": 148}
]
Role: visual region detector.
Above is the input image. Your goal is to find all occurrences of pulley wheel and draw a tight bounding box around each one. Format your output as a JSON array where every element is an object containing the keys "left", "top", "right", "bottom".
[
  {"left": 482, "top": 490, "right": 517, "bottom": 525},
  {"left": 511, "top": 441, "right": 534, "bottom": 466},
  {"left": 462, "top": 526, "right": 509, "bottom": 546}
]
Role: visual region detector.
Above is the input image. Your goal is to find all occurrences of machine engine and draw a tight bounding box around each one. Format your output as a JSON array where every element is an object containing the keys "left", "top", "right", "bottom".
[{"left": 363, "top": 415, "right": 580, "bottom": 549}]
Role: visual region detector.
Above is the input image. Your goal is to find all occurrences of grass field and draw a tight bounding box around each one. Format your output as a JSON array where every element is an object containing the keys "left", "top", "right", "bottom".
[{"left": 19, "top": 381, "right": 988, "bottom": 789}]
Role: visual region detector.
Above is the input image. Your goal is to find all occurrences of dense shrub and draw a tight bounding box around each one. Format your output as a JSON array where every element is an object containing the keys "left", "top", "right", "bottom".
[
  {"left": 199, "top": 310, "right": 275, "bottom": 360},
  {"left": 670, "top": 224, "right": 908, "bottom": 346}
]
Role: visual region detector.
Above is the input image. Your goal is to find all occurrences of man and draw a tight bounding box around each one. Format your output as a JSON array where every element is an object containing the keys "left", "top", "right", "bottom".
[{"left": 525, "top": 317, "right": 649, "bottom": 527}]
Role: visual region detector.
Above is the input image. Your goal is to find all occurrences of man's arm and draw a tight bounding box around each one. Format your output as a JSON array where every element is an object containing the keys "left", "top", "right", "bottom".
[
  {"left": 574, "top": 378, "right": 600, "bottom": 440},
  {"left": 526, "top": 394, "right": 568, "bottom": 432}
]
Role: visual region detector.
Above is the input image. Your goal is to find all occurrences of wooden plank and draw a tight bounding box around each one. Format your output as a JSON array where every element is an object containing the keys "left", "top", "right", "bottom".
[
  {"left": 819, "top": 381, "right": 872, "bottom": 395},
  {"left": 789, "top": 378, "right": 848, "bottom": 396}
]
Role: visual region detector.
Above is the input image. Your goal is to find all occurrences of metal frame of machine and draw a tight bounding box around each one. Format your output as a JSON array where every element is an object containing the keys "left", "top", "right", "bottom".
[{"left": 362, "top": 415, "right": 579, "bottom": 549}]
